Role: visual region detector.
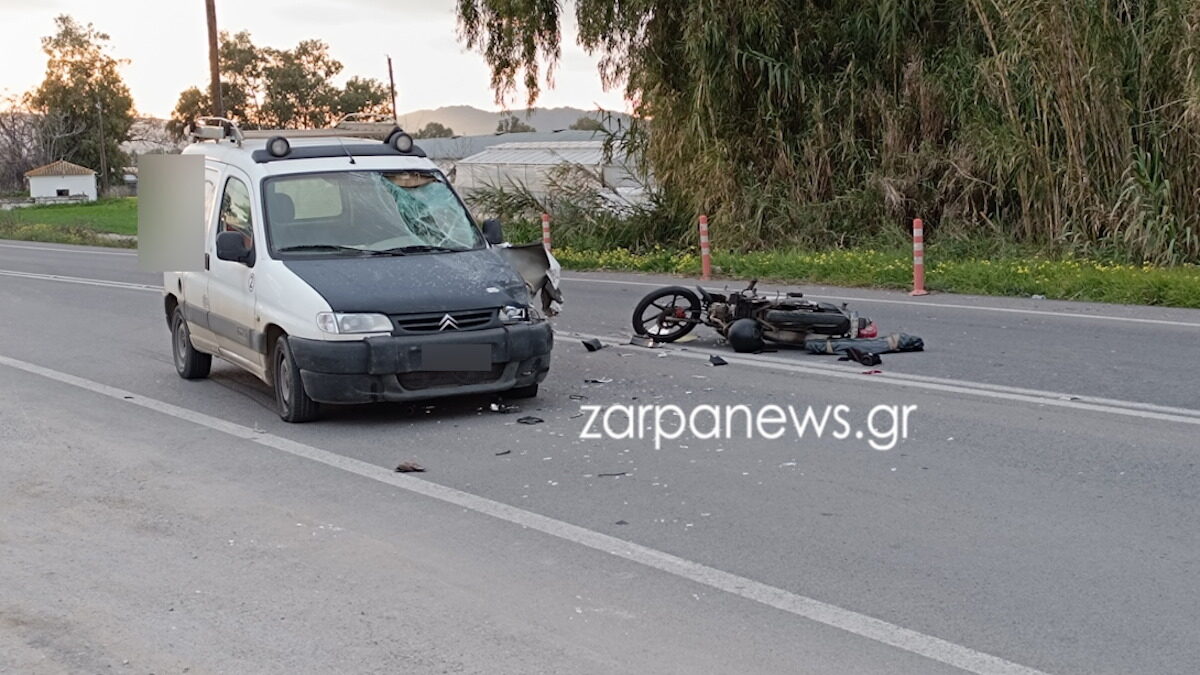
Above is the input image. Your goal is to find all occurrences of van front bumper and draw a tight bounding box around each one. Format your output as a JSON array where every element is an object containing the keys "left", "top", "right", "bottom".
[{"left": 287, "top": 323, "right": 553, "bottom": 404}]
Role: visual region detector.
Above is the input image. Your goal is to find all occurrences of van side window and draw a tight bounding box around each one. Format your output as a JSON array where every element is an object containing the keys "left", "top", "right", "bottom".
[{"left": 218, "top": 176, "right": 254, "bottom": 249}]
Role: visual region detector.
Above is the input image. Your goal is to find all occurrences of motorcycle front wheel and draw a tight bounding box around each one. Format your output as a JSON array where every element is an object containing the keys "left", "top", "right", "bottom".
[{"left": 631, "top": 286, "right": 702, "bottom": 342}]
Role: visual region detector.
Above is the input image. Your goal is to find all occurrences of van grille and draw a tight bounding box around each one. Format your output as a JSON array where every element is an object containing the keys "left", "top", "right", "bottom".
[
  {"left": 391, "top": 308, "right": 495, "bottom": 333},
  {"left": 398, "top": 365, "right": 505, "bottom": 390}
]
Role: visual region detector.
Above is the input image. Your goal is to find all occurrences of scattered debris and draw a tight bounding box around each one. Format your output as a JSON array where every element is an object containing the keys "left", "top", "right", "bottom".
[
  {"left": 489, "top": 402, "right": 518, "bottom": 413},
  {"left": 861, "top": 369, "right": 884, "bottom": 375},
  {"left": 709, "top": 355, "right": 728, "bottom": 366},
  {"left": 569, "top": 394, "right": 587, "bottom": 400},
  {"left": 676, "top": 334, "right": 699, "bottom": 343},
  {"left": 1032, "top": 294, "right": 1046, "bottom": 300},
  {"left": 569, "top": 412, "right": 585, "bottom": 419},
  {"left": 615, "top": 520, "right": 629, "bottom": 525},
  {"left": 629, "top": 335, "right": 659, "bottom": 348},
  {"left": 584, "top": 377, "right": 614, "bottom": 384},
  {"left": 494, "top": 450, "right": 512, "bottom": 456},
  {"left": 517, "top": 416, "right": 544, "bottom": 425},
  {"left": 598, "top": 471, "right": 628, "bottom": 477},
  {"left": 582, "top": 338, "right": 605, "bottom": 352},
  {"left": 394, "top": 462, "right": 425, "bottom": 473}
]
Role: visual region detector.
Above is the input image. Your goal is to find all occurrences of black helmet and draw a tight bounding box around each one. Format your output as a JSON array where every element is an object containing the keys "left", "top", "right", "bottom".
[{"left": 726, "top": 318, "right": 764, "bottom": 353}]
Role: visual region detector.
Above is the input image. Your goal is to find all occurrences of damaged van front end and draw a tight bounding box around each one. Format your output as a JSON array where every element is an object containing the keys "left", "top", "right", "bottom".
[{"left": 277, "top": 247, "right": 553, "bottom": 404}]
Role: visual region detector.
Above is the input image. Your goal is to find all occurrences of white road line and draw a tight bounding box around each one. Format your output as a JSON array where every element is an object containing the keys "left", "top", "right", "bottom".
[
  {"left": 0, "top": 268, "right": 158, "bottom": 292},
  {"left": 0, "top": 242, "right": 136, "bottom": 256},
  {"left": 5, "top": 268, "right": 1195, "bottom": 422},
  {"left": 0, "top": 352, "right": 1048, "bottom": 675},
  {"left": 570, "top": 331, "right": 1200, "bottom": 426},
  {"left": 562, "top": 275, "right": 1200, "bottom": 328}
]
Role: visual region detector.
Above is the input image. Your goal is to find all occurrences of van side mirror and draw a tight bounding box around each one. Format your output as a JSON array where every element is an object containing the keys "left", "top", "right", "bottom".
[
  {"left": 216, "top": 230, "right": 253, "bottom": 264},
  {"left": 482, "top": 218, "right": 504, "bottom": 245}
]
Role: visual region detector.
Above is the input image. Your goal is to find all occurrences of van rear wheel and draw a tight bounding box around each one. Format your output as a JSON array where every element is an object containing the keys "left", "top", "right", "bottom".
[
  {"left": 274, "top": 336, "right": 320, "bottom": 423},
  {"left": 171, "top": 307, "right": 211, "bottom": 380}
]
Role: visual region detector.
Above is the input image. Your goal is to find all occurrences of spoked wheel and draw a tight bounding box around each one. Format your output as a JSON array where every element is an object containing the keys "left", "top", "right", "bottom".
[
  {"left": 631, "top": 286, "right": 702, "bottom": 342},
  {"left": 274, "top": 336, "right": 320, "bottom": 423}
]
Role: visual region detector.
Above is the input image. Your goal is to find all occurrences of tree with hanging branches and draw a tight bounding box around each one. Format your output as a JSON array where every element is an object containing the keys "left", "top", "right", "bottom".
[{"left": 456, "top": 0, "right": 1200, "bottom": 264}]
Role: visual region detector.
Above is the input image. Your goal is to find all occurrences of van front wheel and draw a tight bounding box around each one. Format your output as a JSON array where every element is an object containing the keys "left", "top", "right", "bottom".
[{"left": 274, "top": 336, "right": 320, "bottom": 423}]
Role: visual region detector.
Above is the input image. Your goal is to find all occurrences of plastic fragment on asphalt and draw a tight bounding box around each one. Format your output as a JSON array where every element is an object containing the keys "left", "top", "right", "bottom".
[
  {"left": 517, "top": 416, "right": 544, "bottom": 425},
  {"left": 861, "top": 369, "right": 883, "bottom": 375},
  {"left": 569, "top": 394, "right": 587, "bottom": 400},
  {"left": 495, "top": 450, "right": 512, "bottom": 456},
  {"left": 490, "top": 402, "right": 518, "bottom": 413},
  {"left": 709, "top": 355, "right": 728, "bottom": 366},
  {"left": 584, "top": 377, "right": 614, "bottom": 384},
  {"left": 676, "top": 334, "right": 698, "bottom": 343},
  {"left": 615, "top": 520, "right": 629, "bottom": 525},
  {"left": 629, "top": 335, "right": 660, "bottom": 348},
  {"left": 394, "top": 461, "right": 425, "bottom": 473},
  {"left": 582, "top": 338, "right": 605, "bottom": 352},
  {"left": 598, "top": 472, "right": 627, "bottom": 477}
]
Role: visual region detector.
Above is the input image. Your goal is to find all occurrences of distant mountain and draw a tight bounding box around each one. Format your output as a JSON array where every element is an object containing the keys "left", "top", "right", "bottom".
[{"left": 396, "top": 105, "right": 631, "bottom": 136}]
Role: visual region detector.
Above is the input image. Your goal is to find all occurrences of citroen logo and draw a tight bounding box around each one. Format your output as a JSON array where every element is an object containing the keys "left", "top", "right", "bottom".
[{"left": 438, "top": 313, "right": 459, "bottom": 331}]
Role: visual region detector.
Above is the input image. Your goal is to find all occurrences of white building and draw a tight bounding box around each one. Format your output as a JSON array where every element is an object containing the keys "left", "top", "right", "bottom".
[
  {"left": 453, "top": 140, "right": 645, "bottom": 206},
  {"left": 417, "top": 130, "right": 603, "bottom": 171},
  {"left": 24, "top": 160, "right": 98, "bottom": 202}
]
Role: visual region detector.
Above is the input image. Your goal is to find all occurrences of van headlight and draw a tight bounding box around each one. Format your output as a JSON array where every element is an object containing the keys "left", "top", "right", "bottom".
[
  {"left": 316, "top": 312, "right": 393, "bottom": 334},
  {"left": 500, "top": 304, "right": 540, "bottom": 324}
]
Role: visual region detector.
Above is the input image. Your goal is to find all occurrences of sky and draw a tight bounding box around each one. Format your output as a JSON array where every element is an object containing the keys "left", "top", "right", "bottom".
[{"left": 0, "top": 0, "right": 629, "bottom": 118}]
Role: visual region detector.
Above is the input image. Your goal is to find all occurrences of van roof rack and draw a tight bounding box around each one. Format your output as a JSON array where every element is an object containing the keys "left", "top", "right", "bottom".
[{"left": 189, "top": 113, "right": 403, "bottom": 146}]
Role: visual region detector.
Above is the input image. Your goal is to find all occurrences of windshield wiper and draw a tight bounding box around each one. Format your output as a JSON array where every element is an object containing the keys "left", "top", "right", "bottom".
[
  {"left": 276, "top": 244, "right": 385, "bottom": 255},
  {"left": 371, "top": 245, "right": 466, "bottom": 255}
]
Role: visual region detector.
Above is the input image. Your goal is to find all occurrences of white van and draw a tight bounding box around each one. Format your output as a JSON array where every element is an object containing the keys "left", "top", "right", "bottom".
[{"left": 164, "top": 117, "right": 554, "bottom": 422}]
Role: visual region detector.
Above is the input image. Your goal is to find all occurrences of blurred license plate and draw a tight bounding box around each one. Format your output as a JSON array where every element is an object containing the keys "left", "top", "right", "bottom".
[{"left": 422, "top": 344, "right": 491, "bottom": 371}]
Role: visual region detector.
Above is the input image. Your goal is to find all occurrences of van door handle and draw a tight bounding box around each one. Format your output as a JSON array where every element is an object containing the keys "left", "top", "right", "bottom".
[{"left": 204, "top": 253, "right": 210, "bottom": 270}]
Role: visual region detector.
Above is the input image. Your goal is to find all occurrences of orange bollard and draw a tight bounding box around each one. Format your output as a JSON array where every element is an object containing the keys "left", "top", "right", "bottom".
[
  {"left": 910, "top": 218, "right": 929, "bottom": 296},
  {"left": 699, "top": 214, "right": 712, "bottom": 281},
  {"left": 541, "top": 213, "right": 551, "bottom": 252}
]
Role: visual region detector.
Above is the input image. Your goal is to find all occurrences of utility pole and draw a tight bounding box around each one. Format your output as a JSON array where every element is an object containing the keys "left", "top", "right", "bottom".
[
  {"left": 386, "top": 55, "right": 398, "bottom": 122},
  {"left": 95, "top": 99, "right": 108, "bottom": 194},
  {"left": 205, "top": 0, "right": 223, "bottom": 118}
]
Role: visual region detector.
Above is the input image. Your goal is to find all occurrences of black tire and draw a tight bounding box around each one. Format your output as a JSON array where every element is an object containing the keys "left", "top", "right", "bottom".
[
  {"left": 273, "top": 336, "right": 320, "bottom": 423},
  {"left": 171, "top": 307, "right": 211, "bottom": 380},
  {"left": 726, "top": 318, "right": 764, "bottom": 353},
  {"left": 505, "top": 383, "right": 539, "bottom": 399},
  {"left": 631, "top": 286, "right": 702, "bottom": 342}
]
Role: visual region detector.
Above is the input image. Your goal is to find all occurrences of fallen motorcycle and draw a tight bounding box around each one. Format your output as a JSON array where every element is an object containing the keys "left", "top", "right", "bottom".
[{"left": 631, "top": 280, "right": 924, "bottom": 355}]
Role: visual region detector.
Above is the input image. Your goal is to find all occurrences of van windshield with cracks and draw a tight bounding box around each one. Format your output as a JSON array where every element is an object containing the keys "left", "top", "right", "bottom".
[{"left": 264, "top": 170, "right": 484, "bottom": 256}]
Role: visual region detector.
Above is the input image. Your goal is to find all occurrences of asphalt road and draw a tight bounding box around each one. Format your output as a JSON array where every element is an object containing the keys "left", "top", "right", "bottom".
[{"left": 1, "top": 240, "right": 1198, "bottom": 674}]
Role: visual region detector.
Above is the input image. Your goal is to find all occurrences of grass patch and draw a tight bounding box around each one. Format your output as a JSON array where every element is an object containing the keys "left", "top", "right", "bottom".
[
  {"left": 553, "top": 245, "right": 1200, "bottom": 308},
  {"left": 0, "top": 198, "right": 137, "bottom": 235},
  {"left": 0, "top": 221, "right": 136, "bottom": 248}
]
